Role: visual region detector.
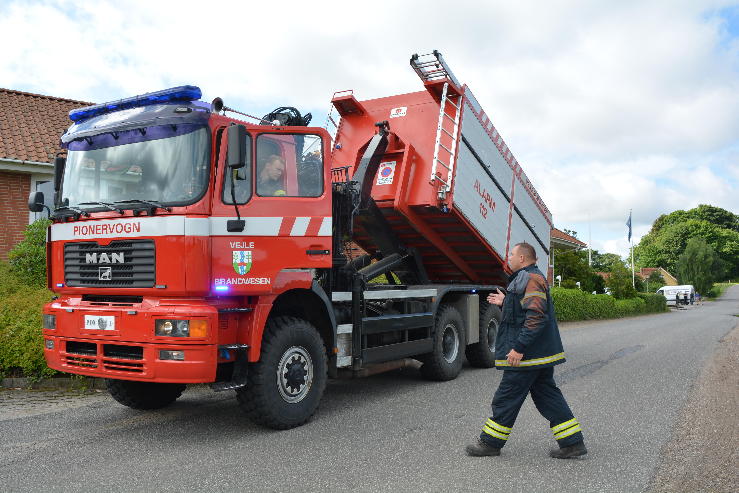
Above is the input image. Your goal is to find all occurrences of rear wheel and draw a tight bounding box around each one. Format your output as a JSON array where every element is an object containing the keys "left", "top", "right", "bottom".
[
  {"left": 465, "top": 303, "right": 501, "bottom": 368},
  {"left": 420, "top": 304, "right": 466, "bottom": 381},
  {"left": 236, "top": 316, "right": 327, "bottom": 430},
  {"left": 106, "top": 379, "right": 186, "bottom": 410}
]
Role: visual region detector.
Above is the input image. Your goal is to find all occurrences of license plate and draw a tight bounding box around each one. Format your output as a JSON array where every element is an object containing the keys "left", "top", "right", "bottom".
[{"left": 84, "top": 315, "right": 116, "bottom": 331}]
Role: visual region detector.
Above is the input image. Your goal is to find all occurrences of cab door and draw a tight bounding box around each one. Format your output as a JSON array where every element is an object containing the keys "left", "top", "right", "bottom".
[{"left": 209, "top": 128, "right": 332, "bottom": 295}]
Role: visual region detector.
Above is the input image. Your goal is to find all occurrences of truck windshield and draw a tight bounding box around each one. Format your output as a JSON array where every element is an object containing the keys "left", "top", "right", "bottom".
[{"left": 61, "top": 124, "right": 210, "bottom": 208}]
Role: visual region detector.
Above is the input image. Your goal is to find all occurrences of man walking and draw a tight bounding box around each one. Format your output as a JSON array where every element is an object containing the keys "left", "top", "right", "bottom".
[{"left": 465, "top": 242, "right": 587, "bottom": 459}]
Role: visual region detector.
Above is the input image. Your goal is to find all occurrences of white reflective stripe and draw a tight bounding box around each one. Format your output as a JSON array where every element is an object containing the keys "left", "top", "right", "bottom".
[
  {"left": 184, "top": 217, "right": 210, "bottom": 236},
  {"left": 290, "top": 217, "right": 311, "bottom": 236},
  {"left": 551, "top": 418, "right": 578, "bottom": 433},
  {"left": 482, "top": 425, "right": 509, "bottom": 441},
  {"left": 208, "top": 217, "right": 282, "bottom": 236},
  {"left": 318, "top": 217, "right": 332, "bottom": 236},
  {"left": 50, "top": 215, "right": 333, "bottom": 240},
  {"left": 555, "top": 425, "right": 582, "bottom": 440},
  {"left": 50, "top": 216, "right": 185, "bottom": 241}
]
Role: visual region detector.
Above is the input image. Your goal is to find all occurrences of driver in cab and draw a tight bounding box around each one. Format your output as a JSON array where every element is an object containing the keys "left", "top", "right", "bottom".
[{"left": 257, "top": 154, "right": 286, "bottom": 196}]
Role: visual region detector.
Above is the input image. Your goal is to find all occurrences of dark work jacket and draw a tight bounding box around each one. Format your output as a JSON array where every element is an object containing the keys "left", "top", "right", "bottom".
[{"left": 494, "top": 264, "right": 565, "bottom": 371}]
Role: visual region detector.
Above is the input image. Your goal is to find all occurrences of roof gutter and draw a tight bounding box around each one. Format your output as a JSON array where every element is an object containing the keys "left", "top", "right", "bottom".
[{"left": 0, "top": 157, "right": 54, "bottom": 175}]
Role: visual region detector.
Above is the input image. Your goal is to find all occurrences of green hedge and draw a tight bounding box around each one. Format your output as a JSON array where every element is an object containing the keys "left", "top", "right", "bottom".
[
  {"left": 0, "top": 262, "right": 55, "bottom": 378},
  {"left": 551, "top": 287, "right": 667, "bottom": 322}
]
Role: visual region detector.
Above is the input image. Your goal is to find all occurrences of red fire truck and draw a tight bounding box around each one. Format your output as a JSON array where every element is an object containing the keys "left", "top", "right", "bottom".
[{"left": 29, "top": 51, "right": 553, "bottom": 429}]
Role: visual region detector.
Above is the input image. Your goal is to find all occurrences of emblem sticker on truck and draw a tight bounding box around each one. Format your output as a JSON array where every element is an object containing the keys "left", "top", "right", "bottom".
[
  {"left": 389, "top": 107, "right": 407, "bottom": 118},
  {"left": 376, "top": 161, "right": 396, "bottom": 186},
  {"left": 233, "top": 250, "right": 252, "bottom": 275}
]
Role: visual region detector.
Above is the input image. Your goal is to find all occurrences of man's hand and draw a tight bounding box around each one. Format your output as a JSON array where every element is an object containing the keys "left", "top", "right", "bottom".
[
  {"left": 506, "top": 349, "right": 523, "bottom": 367},
  {"left": 487, "top": 288, "right": 505, "bottom": 307}
]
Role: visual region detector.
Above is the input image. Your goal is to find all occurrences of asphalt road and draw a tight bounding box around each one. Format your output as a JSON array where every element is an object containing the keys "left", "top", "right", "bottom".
[{"left": 1, "top": 287, "right": 737, "bottom": 493}]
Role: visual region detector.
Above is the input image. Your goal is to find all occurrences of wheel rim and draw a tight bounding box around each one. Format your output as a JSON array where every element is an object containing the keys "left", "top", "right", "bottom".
[
  {"left": 487, "top": 318, "right": 498, "bottom": 353},
  {"left": 441, "top": 323, "right": 460, "bottom": 363},
  {"left": 277, "top": 346, "right": 314, "bottom": 403}
]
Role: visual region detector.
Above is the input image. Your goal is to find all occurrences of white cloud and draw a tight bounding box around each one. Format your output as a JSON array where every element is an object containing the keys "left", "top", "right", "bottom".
[{"left": 0, "top": 0, "right": 737, "bottom": 257}]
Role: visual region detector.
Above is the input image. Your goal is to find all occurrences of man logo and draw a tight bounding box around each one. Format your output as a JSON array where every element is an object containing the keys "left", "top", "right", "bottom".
[
  {"left": 86, "top": 252, "right": 124, "bottom": 264},
  {"left": 99, "top": 267, "right": 112, "bottom": 281},
  {"left": 97, "top": 317, "right": 108, "bottom": 330},
  {"left": 233, "top": 250, "right": 252, "bottom": 275}
]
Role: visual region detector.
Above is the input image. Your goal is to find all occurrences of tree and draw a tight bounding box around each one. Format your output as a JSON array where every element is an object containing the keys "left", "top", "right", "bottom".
[
  {"left": 675, "top": 237, "right": 725, "bottom": 295},
  {"left": 552, "top": 249, "right": 590, "bottom": 285},
  {"left": 591, "top": 251, "right": 626, "bottom": 272},
  {"left": 582, "top": 271, "right": 606, "bottom": 294},
  {"left": 644, "top": 270, "right": 664, "bottom": 292},
  {"left": 562, "top": 229, "right": 578, "bottom": 238},
  {"left": 635, "top": 205, "right": 739, "bottom": 279},
  {"left": 8, "top": 219, "right": 51, "bottom": 288},
  {"left": 606, "top": 262, "right": 637, "bottom": 299}
]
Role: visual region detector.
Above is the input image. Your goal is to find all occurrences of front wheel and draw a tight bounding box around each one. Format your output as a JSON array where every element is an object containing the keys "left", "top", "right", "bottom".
[
  {"left": 236, "top": 316, "right": 327, "bottom": 430},
  {"left": 106, "top": 379, "right": 186, "bottom": 410},
  {"left": 420, "top": 304, "right": 466, "bottom": 381}
]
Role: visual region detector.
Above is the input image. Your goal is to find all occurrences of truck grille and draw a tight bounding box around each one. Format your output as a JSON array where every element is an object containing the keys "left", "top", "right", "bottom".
[{"left": 64, "top": 240, "right": 155, "bottom": 288}]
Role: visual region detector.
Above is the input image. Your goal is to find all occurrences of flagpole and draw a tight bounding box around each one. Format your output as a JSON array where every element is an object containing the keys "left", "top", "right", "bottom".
[{"left": 630, "top": 209, "right": 635, "bottom": 288}]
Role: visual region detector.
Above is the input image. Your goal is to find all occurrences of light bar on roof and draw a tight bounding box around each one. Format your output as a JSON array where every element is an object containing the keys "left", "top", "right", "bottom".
[{"left": 68, "top": 85, "right": 202, "bottom": 122}]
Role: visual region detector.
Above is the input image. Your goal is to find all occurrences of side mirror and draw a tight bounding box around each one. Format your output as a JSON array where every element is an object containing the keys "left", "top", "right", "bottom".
[
  {"left": 28, "top": 191, "right": 46, "bottom": 212},
  {"left": 227, "top": 124, "right": 247, "bottom": 169}
]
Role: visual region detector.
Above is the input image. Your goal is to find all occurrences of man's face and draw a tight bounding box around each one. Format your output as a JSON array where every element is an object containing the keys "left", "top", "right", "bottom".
[
  {"left": 507, "top": 246, "right": 526, "bottom": 271},
  {"left": 266, "top": 159, "right": 285, "bottom": 181}
]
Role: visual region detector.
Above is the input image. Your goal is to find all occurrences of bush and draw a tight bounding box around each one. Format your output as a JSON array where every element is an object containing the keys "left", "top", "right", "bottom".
[
  {"left": 551, "top": 288, "right": 616, "bottom": 321},
  {"left": 8, "top": 218, "right": 51, "bottom": 288},
  {"left": 637, "top": 293, "right": 668, "bottom": 313},
  {"left": 614, "top": 297, "right": 646, "bottom": 317},
  {"left": 551, "top": 287, "right": 666, "bottom": 322},
  {"left": 0, "top": 262, "right": 55, "bottom": 378}
]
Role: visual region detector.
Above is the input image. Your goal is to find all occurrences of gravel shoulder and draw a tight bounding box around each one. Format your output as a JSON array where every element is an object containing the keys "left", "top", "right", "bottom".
[{"left": 648, "top": 322, "right": 739, "bottom": 493}]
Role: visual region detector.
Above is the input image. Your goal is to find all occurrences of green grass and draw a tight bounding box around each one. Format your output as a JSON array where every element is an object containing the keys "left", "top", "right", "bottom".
[{"left": 707, "top": 282, "right": 737, "bottom": 300}]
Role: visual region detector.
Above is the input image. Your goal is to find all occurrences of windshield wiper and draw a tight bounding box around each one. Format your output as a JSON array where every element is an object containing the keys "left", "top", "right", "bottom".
[
  {"left": 114, "top": 199, "right": 172, "bottom": 213},
  {"left": 53, "top": 205, "right": 90, "bottom": 217},
  {"left": 77, "top": 201, "right": 124, "bottom": 214}
]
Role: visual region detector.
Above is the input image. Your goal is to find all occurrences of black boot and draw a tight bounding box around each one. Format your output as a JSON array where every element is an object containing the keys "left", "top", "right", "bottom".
[
  {"left": 549, "top": 441, "right": 587, "bottom": 459},
  {"left": 465, "top": 439, "right": 501, "bottom": 457}
]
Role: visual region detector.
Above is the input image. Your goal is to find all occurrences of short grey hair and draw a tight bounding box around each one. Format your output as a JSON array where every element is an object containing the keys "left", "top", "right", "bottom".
[{"left": 513, "top": 242, "right": 537, "bottom": 261}]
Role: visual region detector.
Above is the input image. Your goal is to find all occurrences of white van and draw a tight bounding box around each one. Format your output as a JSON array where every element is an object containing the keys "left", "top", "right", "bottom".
[{"left": 657, "top": 285, "right": 695, "bottom": 306}]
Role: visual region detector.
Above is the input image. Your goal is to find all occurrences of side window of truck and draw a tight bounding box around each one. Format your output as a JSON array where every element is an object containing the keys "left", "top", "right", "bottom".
[
  {"left": 256, "top": 134, "right": 323, "bottom": 197},
  {"left": 222, "top": 134, "right": 252, "bottom": 204}
]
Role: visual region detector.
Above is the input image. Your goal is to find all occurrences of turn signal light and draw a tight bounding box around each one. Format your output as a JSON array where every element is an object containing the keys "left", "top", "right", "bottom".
[{"left": 189, "top": 320, "right": 208, "bottom": 338}]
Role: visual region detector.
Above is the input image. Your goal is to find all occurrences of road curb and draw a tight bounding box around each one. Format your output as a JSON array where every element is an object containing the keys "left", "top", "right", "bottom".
[{"left": 1, "top": 376, "right": 106, "bottom": 390}]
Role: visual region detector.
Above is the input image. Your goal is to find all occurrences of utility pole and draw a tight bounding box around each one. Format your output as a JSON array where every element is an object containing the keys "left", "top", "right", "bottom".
[{"left": 588, "top": 214, "right": 592, "bottom": 267}]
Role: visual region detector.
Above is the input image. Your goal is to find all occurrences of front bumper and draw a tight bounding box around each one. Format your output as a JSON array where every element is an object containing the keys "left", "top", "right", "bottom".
[
  {"left": 44, "top": 336, "right": 217, "bottom": 383},
  {"left": 41, "top": 296, "right": 231, "bottom": 383}
]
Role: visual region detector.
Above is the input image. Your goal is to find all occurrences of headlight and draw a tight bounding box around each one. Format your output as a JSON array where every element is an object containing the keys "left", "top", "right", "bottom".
[
  {"left": 43, "top": 314, "right": 56, "bottom": 330},
  {"left": 154, "top": 319, "right": 208, "bottom": 337}
]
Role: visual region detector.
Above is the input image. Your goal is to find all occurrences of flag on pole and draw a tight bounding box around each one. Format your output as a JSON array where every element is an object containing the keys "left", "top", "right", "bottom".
[{"left": 626, "top": 212, "right": 632, "bottom": 242}]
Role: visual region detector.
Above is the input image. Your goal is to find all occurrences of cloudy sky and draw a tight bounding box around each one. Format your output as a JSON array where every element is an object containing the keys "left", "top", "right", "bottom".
[{"left": 1, "top": 0, "right": 737, "bottom": 258}]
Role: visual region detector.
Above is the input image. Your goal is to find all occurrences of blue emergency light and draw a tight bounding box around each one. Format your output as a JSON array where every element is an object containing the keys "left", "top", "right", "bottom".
[
  {"left": 214, "top": 285, "right": 230, "bottom": 292},
  {"left": 69, "top": 85, "right": 202, "bottom": 122}
]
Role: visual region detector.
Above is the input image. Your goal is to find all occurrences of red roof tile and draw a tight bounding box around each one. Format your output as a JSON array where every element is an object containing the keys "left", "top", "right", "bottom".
[
  {"left": 551, "top": 228, "right": 587, "bottom": 247},
  {"left": 0, "top": 88, "right": 91, "bottom": 164}
]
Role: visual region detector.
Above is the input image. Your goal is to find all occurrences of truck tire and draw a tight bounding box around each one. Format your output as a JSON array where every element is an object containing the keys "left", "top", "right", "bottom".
[
  {"left": 420, "top": 304, "right": 466, "bottom": 381},
  {"left": 106, "top": 379, "right": 186, "bottom": 410},
  {"left": 465, "top": 303, "right": 501, "bottom": 368},
  {"left": 236, "top": 316, "right": 327, "bottom": 430}
]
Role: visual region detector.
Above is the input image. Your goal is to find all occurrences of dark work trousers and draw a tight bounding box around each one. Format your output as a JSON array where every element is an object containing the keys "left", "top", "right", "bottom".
[{"left": 479, "top": 367, "right": 584, "bottom": 449}]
